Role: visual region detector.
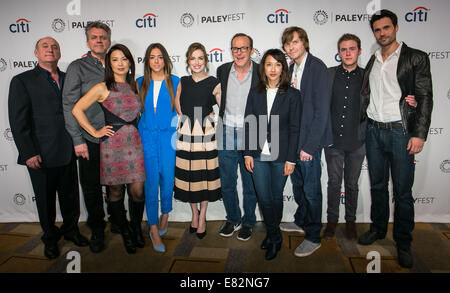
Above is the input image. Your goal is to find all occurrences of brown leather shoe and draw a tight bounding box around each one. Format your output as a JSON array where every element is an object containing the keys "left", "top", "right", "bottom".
[
  {"left": 323, "top": 222, "right": 337, "bottom": 239},
  {"left": 345, "top": 222, "right": 357, "bottom": 240}
]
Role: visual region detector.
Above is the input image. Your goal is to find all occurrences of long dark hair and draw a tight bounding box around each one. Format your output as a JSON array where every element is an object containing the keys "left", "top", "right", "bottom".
[
  {"left": 104, "top": 44, "right": 137, "bottom": 94},
  {"left": 258, "top": 49, "right": 290, "bottom": 94},
  {"left": 139, "top": 43, "right": 175, "bottom": 110}
]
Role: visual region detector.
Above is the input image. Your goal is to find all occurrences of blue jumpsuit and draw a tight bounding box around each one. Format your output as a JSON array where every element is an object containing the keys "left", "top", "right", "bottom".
[{"left": 137, "top": 75, "right": 180, "bottom": 226}]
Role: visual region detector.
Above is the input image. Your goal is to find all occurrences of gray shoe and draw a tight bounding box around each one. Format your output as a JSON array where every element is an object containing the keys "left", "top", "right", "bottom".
[
  {"left": 294, "top": 239, "right": 321, "bottom": 257},
  {"left": 279, "top": 222, "right": 305, "bottom": 234}
]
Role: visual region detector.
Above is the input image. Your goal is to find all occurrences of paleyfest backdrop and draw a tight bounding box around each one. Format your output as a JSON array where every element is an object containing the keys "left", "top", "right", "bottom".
[{"left": 0, "top": 0, "right": 449, "bottom": 224}]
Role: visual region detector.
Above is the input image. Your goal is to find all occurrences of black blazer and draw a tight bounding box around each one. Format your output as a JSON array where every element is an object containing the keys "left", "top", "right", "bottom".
[
  {"left": 217, "top": 60, "right": 260, "bottom": 119},
  {"left": 8, "top": 66, "right": 73, "bottom": 168},
  {"left": 243, "top": 86, "right": 301, "bottom": 163},
  {"left": 289, "top": 53, "right": 333, "bottom": 155}
]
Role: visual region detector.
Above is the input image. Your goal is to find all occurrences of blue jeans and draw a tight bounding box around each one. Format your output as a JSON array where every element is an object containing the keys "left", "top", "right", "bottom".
[
  {"left": 290, "top": 151, "right": 323, "bottom": 243},
  {"left": 218, "top": 125, "right": 257, "bottom": 228},
  {"left": 251, "top": 157, "right": 287, "bottom": 243},
  {"left": 365, "top": 124, "right": 415, "bottom": 249}
]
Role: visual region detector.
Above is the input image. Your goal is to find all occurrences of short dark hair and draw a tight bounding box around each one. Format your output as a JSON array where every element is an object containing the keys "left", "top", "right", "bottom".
[
  {"left": 230, "top": 33, "right": 253, "bottom": 49},
  {"left": 337, "top": 33, "right": 361, "bottom": 51},
  {"left": 258, "top": 49, "right": 290, "bottom": 95},
  {"left": 104, "top": 44, "right": 137, "bottom": 94},
  {"left": 370, "top": 9, "right": 398, "bottom": 30},
  {"left": 85, "top": 21, "right": 111, "bottom": 41},
  {"left": 281, "top": 26, "right": 310, "bottom": 53}
]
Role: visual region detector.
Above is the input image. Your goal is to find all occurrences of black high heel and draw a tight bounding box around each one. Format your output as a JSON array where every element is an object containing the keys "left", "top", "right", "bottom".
[
  {"left": 261, "top": 237, "right": 269, "bottom": 250},
  {"left": 196, "top": 230, "right": 207, "bottom": 239},
  {"left": 190, "top": 210, "right": 200, "bottom": 234},
  {"left": 196, "top": 221, "right": 207, "bottom": 239}
]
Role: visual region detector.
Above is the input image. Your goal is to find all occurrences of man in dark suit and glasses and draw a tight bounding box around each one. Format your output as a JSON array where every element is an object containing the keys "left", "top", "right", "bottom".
[{"left": 8, "top": 37, "right": 89, "bottom": 259}]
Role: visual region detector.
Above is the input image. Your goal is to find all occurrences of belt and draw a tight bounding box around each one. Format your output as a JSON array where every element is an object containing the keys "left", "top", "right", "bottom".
[{"left": 368, "top": 118, "right": 402, "bottom": 129}]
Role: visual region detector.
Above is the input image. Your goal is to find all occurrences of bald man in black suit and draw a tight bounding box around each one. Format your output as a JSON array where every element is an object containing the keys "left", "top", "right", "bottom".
[{"left": 8, "top": 37, "right": 89, "bottom": 259}]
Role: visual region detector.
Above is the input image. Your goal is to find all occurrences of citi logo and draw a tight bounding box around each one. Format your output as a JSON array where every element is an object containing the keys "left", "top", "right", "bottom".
[
  {"left": 9, "top": 18, "right": 30, "bottom": 33},
  {"left": 136, "top": 13, "right": 157, "bottom": 28},
  {"left": 267, "top": 9, "right": 290, "bottom": 23},
  {"left": 405, "top": 7, "right": 429, "bottom": 22},
  {"left": 208, "top": 48, "right": 223, "bottom": 63}
]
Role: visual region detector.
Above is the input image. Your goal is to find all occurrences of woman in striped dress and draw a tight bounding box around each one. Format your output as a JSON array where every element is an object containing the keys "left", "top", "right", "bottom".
[{"left": 174, "top": 42, "right": 221, "bottom": 239}]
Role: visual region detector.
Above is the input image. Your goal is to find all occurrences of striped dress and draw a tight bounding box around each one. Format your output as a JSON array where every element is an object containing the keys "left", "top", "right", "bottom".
[{"left": 174, "top": 76, "right": 221, "bottom": 203}]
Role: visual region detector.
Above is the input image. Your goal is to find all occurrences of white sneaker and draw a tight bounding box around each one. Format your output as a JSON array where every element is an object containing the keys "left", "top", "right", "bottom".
[{"left": 279, "top": 222, "right": 305, "bottom": 234}]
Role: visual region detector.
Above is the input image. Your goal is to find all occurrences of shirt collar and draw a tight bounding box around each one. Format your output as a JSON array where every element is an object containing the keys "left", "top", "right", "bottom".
[
  {"left": 375, "top": 41, "right": 403, "bottom": 61},
  {"left": 37, "top": 64, "right": 61, "bottom": 76},
  {"left": 86, "top": 51, "right": 104, "bottom": 67},
  {"left": 293, "top": 52, "right": 308, "bottom": 73},
  {"left": 231, "top": 61, "right": 253, "bottom": 75},
  {"left": 338, "top": 64, "right": 361, "bottom": 76}
]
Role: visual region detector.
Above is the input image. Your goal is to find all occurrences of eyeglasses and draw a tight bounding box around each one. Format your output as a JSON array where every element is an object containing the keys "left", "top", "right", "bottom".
[{"left": 231, "top": 46, "right": 250, "bottom": 53}]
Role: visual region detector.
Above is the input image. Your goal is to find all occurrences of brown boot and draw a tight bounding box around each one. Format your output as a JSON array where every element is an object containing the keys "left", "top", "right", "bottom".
[
  {"left": 323, "top": 222, "right": 337, "bottom": 239},
  {"left": 345, "top": 222, "right": 357, "bottom": 240}
]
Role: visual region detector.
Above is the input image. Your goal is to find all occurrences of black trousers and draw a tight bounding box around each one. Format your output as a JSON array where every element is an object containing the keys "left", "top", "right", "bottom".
[
  {"left": 324, "top": 144, "right": 366, "bottom": 223},
  {"left": 27, "top": 156, "right": 80, "bottom": 245},
  {"left": 78, "top": 140, "right": 106, "bottom": 232}
]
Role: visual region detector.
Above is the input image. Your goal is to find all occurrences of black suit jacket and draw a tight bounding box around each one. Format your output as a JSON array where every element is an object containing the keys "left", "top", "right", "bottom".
[
  {"left": 8, "top": 66, "right": 73, "bottom": 168},
  {"left": 244, "top": 86, "right": 301, "bottom": 163},
  {"left": 217, "top": 60, "right": 260, "bottom": 119}
]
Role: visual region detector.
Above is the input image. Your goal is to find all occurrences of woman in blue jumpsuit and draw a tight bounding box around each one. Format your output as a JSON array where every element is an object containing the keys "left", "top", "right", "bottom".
[{"left": 137, "top": 43, "right": 179, "bottom": 252}]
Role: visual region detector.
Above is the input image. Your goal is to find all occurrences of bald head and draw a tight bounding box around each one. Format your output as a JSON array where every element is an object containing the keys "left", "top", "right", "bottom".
[{"left": 34, "top": 37, "right": 61, "bottom": 66}]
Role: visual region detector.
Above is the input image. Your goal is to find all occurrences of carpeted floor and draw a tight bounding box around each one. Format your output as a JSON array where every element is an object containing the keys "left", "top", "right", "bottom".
[{"left": 0, "top": 221, "right": 449, "bottom": 273}]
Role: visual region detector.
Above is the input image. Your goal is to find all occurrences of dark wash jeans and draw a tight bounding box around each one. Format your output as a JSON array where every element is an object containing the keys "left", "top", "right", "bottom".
[
  {"left": 218, "top": 125, "right": 257, "bottom": 228},
  {"left": 290, "top": 150, "right": 323, "bottom": 244},
  {"left": 324, "top": 144, "right": 366, "bottom": 223},
  {"left": 251, "top": 157, "right": 287, "bottom": 243},
  {"left": 365, "top": 124, "right": 415, "bottom": 249}
]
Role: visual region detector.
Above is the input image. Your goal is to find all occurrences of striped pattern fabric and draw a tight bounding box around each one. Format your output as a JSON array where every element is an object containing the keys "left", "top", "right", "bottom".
[{"left": 174, "top": 117, "right": 221, "bottom": 203}]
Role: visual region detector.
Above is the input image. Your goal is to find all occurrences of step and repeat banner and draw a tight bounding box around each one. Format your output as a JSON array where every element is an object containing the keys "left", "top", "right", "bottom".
[{"left": 1, "top": 0, "right": 449, "bottom": 223}]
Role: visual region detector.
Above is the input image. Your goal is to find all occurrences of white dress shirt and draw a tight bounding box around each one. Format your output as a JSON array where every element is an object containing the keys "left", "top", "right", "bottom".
[
  {"left": 291, "top": 52, "right": 308, "bottom": 90},
  {"left": 367, "top": 42, "right": 403, "bottom": 122},
  {"left": 261, "top": 88, "right": 278, "bottom": 156}
]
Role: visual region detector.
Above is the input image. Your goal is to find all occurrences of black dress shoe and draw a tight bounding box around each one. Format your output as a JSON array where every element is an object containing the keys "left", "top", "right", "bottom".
[
  {"left": 357, "top": 230, "right": 385, "bottom": 245},
  {"left": 260, "top": 237, "right": 269, "bottom": 250},
  {"left": 189, "top": 226, "right": 197, "bottom": 233},
  {"left": 89, "top": 230, "right": 105, "bottom": 253},
  {"left": 265, "top": 242, "right": 281, "bottom": 261},
  {"left": 397, "top": 247, "right": 413, "bottom": 268},
  {"left": 64, "top": 233, "right": 90, "bottom": 247},
  {"left": 44, "top": 243, "right": 60, "bottom": 259}
]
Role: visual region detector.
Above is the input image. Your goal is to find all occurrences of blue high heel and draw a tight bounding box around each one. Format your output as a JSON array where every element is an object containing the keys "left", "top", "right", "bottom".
[
  {"left": 158, "top": 215, "right": 168, "bottom": 236},
  {"left": 158, "top": 228, "right": 167, "bottom": 237},
  {"left": 149, "top": 231, "right": 165, "bottom": 253}
]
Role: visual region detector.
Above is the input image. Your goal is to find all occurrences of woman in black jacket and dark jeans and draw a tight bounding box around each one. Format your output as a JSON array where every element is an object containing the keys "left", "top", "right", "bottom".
[{"left": 244, "top": 49, "right": 301, "bottom": 260}]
